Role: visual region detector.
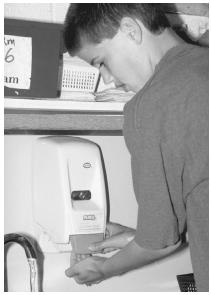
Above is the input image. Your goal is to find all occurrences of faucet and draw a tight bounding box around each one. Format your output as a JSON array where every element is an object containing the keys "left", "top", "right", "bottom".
[{"left": 4, "top": 233, "right": 39, "bottom": 292}]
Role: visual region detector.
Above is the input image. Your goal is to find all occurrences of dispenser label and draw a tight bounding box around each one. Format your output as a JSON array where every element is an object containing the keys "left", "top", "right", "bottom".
[
  {"left": 83, "top": 214, "right": 96, "bottom": 220},
  {"left": 72, "top": 212, "right": 104, "bottom": 234}
]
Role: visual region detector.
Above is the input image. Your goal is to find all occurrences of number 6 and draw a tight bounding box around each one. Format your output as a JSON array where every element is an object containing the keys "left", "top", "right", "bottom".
[{"left": 5, "top": 48, "right": 14, "bottom": 63}]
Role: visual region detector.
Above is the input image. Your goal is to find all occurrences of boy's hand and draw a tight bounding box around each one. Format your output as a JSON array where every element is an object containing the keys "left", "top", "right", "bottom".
[
  {"left": 88, "top": 222, "right": 135, "bottom": 253},
  {"left": 70, "top": 252, "right": 91, "bottom": 266},
  {"left": 65, "top": 255, "right": 107, "bottom": 285}
]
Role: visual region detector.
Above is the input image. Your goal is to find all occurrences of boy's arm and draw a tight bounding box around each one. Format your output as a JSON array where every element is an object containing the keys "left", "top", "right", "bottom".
[
  {"left": 65, "top": 238, "right": 181, "bottom": 284},
  {"left": 102, "top": 238, "right": 181, "bottom": 278}
]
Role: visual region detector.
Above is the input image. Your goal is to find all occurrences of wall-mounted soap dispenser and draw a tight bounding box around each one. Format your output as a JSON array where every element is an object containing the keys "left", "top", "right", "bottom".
[{"left": 32, "top": 136, "right": 108, "bottom": 254}]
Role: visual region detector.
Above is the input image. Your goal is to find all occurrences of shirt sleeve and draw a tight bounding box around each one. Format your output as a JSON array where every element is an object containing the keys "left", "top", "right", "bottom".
[
  {"left": 132, "top": 139, "right": 180, "bottom": 250},
  {"left": 133, "top": 66, "right": 208, "bottom": 250}
]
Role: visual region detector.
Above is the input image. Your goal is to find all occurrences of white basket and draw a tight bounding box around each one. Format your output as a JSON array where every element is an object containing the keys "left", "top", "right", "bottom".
[{"left": 62, "top": 61, "right": 99, "bottom": 93}]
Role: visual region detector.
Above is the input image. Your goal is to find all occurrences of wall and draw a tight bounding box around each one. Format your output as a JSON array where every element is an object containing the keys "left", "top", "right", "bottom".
[{"left": 5, "top": 135, "right": 139, "bottom": 291}]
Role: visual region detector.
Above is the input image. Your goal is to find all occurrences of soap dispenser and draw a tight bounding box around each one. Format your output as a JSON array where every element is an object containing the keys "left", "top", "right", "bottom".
[{"left": 32, "top": 136, "right": 108, "bottom": 254}]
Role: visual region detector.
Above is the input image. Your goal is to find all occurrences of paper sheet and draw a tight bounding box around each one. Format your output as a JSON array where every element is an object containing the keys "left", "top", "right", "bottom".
[{"left": 4, "top": 34, "right": 32, "bottom": 90}]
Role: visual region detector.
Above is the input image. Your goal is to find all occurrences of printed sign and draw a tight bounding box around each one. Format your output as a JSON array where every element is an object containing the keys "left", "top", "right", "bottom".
[{"left": 4, "top": 34, "right": 32, "bottom": 89}]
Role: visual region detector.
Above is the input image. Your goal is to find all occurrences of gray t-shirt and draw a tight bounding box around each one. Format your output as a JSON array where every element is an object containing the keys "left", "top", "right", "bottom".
[{"left": 123, "top": 44, "right": 209, "bottom": 291}]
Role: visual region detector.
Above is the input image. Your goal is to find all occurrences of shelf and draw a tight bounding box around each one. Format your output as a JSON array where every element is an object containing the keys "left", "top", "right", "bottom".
[
  {"left": 4, "top": 98, "right": 125, "bottom": 112},
  {"left": 4, "top": 98, "right": 125, "bottom": 134}
]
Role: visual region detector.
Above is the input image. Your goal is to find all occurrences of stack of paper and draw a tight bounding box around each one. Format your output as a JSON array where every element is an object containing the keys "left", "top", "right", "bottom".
[
  {"left": 95, "top": 88, "right": 135, "bottom": 102},
  {"left": 60, "top": 91, "right": 96, "bottom": 101}
]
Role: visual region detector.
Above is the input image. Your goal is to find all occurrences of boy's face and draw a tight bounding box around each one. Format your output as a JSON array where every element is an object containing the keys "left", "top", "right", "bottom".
[{"left": 76, "top": 29, "right": 152, "bottom": 93}]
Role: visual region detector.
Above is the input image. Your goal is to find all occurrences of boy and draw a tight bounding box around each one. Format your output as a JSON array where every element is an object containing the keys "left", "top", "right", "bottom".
[{"left": 63, "top": 4, "right": 208, "bottom": 291}]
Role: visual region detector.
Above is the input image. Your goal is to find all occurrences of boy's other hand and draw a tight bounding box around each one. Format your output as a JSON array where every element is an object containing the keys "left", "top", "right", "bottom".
[{"left": 88, "top": 222, "right": 135, "bottom": 253}]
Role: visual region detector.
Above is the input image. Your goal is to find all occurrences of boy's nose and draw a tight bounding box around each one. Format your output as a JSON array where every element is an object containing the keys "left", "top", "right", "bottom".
[{"left": 100, "top": 67, "right": 114, "bottom": 85}]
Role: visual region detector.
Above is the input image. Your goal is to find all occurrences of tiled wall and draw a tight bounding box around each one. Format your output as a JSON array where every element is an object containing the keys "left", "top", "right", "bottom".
[
  {"left": 4, "top": 3, "right": 70, "bottom": 23},
  {"left": 4, "top": 3, "right": 209, "bottom": 41}
]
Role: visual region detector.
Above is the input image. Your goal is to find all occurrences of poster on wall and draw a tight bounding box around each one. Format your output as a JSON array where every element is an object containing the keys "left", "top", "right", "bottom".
[
  {"left": 4, "top": 34, "right": 32, "bottom": 90},
  {"left": 4, "top": 18, "right": 63, "bottom": 98}
]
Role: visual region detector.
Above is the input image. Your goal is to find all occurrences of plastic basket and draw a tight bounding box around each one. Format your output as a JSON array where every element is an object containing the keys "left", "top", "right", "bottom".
[
  {"left": 177, "top": 273, "right": 197, "bottom": 292},
  {"left": 62, "top": 61, "right": 99, "bottom": 93}
]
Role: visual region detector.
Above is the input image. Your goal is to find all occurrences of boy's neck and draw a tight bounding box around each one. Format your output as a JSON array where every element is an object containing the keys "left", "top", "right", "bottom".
[{"left": 146, "top": 28, "right": 185, "bottom": 72}]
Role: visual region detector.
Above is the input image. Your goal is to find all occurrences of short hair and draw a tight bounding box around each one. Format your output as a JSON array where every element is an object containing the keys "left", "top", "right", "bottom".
[{"left": 64, "top": 3, "right": 170, "bottom": 55}]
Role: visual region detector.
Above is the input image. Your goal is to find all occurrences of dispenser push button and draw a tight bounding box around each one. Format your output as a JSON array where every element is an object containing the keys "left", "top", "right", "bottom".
[{"left": 71, "top": 190, "right": 91, "bottom": 200}]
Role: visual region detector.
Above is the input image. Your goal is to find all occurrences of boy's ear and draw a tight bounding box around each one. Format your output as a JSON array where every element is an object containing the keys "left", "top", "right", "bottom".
[{"left": 119, "top": 17, "right": 142, "bottom": 44}]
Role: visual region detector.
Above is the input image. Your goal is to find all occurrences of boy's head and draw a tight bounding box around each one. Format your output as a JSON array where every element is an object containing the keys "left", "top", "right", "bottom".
[
  {"left": 64, "top": 4, "right": 169, "bottom": 55},
  {"left": 64, "top": 4, "right": 171, "bottom": 92}
]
